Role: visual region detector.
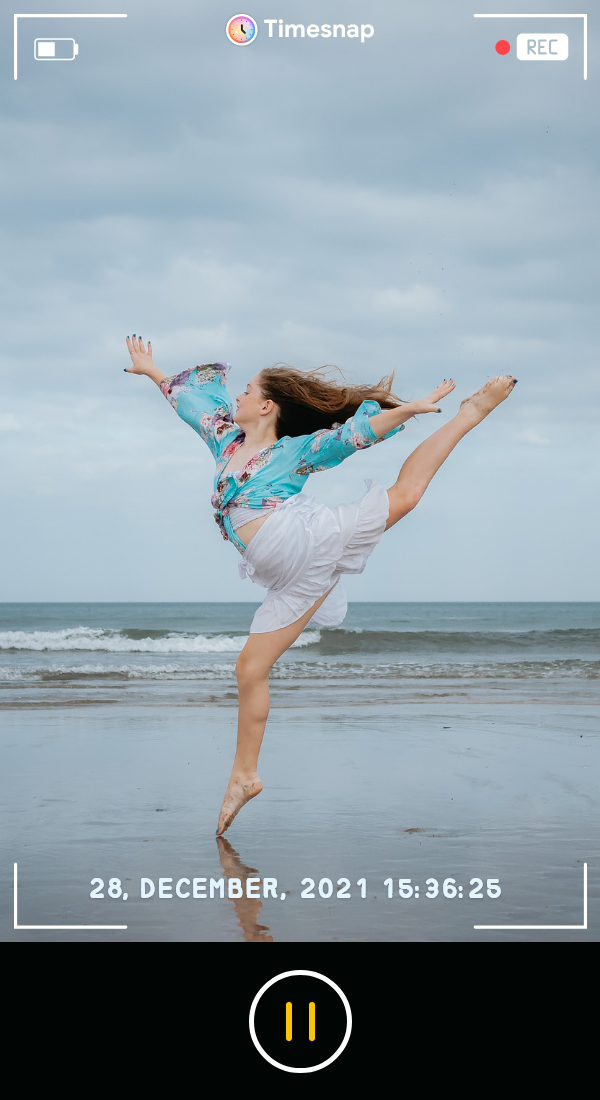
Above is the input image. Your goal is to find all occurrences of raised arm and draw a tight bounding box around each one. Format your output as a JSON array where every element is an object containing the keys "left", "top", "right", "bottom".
[
  {"left": 291, "top": 379, "right": 457, "bottom": 476},
  {"left": 124, "top": 336, "right": 240, "bottom": 459},
  {"left": 291, "top": 399, "right": 405, "bottom": 476}
]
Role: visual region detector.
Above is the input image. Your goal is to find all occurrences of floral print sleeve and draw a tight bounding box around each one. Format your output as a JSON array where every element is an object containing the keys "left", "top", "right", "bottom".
[
  {"left": 160, "top": 363, "right": 240, "bottom": 459},
  {"left": 291, "top": 399, "right": 405, "bottom": 476}
]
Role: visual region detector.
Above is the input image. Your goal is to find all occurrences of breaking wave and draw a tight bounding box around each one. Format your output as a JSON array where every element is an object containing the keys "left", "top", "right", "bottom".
[
  {"left": 0, "top": 626, "right": 320, "bottom": 654},
  {"left": 0, "top": 658, "right": 597, "bottom": 683}
]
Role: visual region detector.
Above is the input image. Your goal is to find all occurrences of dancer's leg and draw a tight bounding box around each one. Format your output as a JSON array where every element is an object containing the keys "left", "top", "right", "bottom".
[
  {"left": 386, "top": 375, "right": 517, "bottom": 529},
  {"left": 216, "top": 585, "right": 335, "bottom": 835}
]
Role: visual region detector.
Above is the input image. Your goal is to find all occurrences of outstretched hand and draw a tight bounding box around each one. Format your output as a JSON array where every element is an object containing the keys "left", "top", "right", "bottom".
[
  {"left": 411, "top": 378, "right": 456, "bottom": 415},
  {"left": 368, "top": 378, "right": 456, "bottom": 438},
  {"left": 125, "top": 335, "right": 155, "bottom": 375},
  {"left": 124, "top": 335, "right": 167, "bottom": 386}
]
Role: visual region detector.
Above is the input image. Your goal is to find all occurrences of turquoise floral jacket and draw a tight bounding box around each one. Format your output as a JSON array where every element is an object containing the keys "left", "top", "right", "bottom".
[{"left": 160, "top": 363, "right": 404, "bottom": 551}]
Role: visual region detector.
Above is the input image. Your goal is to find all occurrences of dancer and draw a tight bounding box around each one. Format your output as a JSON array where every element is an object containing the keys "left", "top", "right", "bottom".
[{"left": 125, "top": 336, "right": 516, "bottom": 834}]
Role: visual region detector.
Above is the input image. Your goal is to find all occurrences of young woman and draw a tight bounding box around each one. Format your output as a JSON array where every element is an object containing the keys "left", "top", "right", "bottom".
[{"left": 125, "top": 336, "right": 517, "bottom": 835}]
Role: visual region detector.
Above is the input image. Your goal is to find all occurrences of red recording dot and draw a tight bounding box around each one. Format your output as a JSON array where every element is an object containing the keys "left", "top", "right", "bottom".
[{"left": 495, "top": 40, "right": 511, "bottom": 55}]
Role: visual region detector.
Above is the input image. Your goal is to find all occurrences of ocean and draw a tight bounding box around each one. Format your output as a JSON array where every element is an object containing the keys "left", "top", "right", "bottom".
[{"left": 1, "top": 602, "right": 598, "bottom": 709}]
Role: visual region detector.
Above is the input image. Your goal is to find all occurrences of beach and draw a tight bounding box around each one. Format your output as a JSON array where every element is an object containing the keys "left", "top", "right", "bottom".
[{"left": 1, "top": 602, "right": 598, "bottom": 942}]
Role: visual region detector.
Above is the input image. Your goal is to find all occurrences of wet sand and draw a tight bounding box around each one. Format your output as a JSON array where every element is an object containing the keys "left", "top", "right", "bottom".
[{"left": 2, "top": 700, "right": 597, "bottom": 942}]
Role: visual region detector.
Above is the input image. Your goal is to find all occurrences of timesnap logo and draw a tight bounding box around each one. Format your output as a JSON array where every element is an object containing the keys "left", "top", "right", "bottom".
[
  {"left": 226, "top": 14, "right": 258, "bottom": 45},
  {"left": 226, "top": 16, "right": 375, "bottom": 44}
]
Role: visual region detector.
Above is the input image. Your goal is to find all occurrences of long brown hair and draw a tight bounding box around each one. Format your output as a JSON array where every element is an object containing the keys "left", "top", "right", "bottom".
[{"left": 259, "top": 364, "right": 404, "bottom": 439}]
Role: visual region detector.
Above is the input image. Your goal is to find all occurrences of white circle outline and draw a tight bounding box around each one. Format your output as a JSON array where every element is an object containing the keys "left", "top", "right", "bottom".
[
  {"left": 226, "top": 14, "right": 258, "bottom": 46},
  {"left": 249, "top": 969, "right": 352, "bottom": 1073}
]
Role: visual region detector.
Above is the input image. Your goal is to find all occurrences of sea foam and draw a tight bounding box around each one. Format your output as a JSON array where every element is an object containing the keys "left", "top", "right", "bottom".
[{"left": 0, "top": 626, "right": 321, "bottom": 654}]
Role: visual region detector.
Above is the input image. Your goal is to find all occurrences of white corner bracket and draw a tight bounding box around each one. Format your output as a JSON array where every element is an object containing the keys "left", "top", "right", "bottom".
[
  {"left": 14, "top": 13, "right": 128, "bottom": 79},
  {"left": 474, "top": 863, "right": 588, "bottom": 932},
  {"left": 474, "top": 13, "right": 588, "bottom": 78},
  {"left": 13, "top": 864, "right": 127, "bottom": 931}
]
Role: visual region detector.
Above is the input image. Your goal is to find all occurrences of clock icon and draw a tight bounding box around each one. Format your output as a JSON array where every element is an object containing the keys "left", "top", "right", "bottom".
[{"left": 226, "top": 15, "right": 258, "bottom": 45}]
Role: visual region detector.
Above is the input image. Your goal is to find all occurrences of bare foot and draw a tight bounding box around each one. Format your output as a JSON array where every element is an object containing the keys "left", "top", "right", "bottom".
[
  {"left": 216, "top": 775, "right": 263, "bottom": 836},
  {"left": 411, "top": 378, "right": 456, "bottom": 415},
  {"left": 459, "top": 376, "right": 517, "bottom": 424}
]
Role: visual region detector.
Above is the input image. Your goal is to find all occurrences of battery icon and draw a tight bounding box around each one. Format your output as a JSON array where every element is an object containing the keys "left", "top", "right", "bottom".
[{"left": 34, "top": 38, "right": 79, "bottom": 61}]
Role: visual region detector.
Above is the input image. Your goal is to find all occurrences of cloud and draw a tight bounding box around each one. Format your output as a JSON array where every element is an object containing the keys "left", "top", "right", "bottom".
[
  {"left": 371, "top": 284, "right": 445, "bottom": 318},
  {"left": 516, "top": 429, "right": 550, "bottom": 445},
  {"left": 0, "top": 414, "right": 20, "bottom": 432}
]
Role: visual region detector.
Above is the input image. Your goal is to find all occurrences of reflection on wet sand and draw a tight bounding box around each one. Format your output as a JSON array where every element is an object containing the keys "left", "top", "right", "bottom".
[{"left": 216, "top": 837, "right": 274, "bottom": 942}]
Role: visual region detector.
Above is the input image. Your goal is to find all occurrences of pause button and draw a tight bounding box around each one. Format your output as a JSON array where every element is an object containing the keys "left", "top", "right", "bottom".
[
  {"left": 286, "top": 1000, "right": 316, "bottom": 1041},
  {"left": 250, "top": 971, "right": 352, "bottom": 1072}
]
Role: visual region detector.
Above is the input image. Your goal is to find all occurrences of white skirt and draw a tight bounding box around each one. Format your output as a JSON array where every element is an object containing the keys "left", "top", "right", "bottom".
[{"left": 238, "top": 479, "right": 390, "bottom": 633}]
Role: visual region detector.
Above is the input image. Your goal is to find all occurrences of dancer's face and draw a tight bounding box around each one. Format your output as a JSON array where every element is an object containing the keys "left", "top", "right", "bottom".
[{"left": 235, "top": 374, "right": 275, "bottom": 429}]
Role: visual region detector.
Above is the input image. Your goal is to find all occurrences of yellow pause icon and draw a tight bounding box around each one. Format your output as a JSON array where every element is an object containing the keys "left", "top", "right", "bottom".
[{"left": 286, "top": 1002, "right": 316, "bottom": 1041}]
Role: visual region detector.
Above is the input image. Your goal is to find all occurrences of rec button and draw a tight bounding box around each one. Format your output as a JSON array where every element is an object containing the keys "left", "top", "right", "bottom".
[
  {"left": 249, "top": 971, "right": 352, "bottom": 1073},
  {"left": 516, "top": 33, "right": 568, "bottom": 60}
]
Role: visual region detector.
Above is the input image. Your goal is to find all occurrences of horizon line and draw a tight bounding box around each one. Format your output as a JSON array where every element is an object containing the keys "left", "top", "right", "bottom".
[{"left": 0, "top": 599, "right": 598, "bottom": 606}]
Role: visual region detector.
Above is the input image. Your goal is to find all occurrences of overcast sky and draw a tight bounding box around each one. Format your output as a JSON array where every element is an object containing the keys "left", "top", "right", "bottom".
[{"left": 1, "top": 0, "right": 598, "bottom": 601}]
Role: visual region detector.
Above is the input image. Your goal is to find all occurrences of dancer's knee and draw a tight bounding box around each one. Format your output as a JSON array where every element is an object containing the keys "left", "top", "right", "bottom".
[{"left": 236, "top": 650, "right": 271, "bottom": 689}]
